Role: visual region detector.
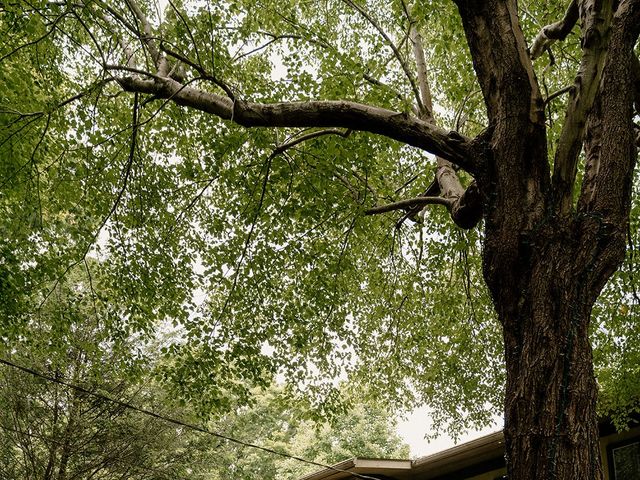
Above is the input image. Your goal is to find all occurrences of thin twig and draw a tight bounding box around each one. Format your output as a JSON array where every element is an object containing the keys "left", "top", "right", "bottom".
[
  {"left": 273, "top": 128, "right": 351, "bottom": 155},
  {"left": 544, "top": 85, "right": 573, "bottom": 105},
  {"left": 38, "top": 92, "right": 139, "bottom": 310},
  {"left": 215, "top": 155, "right": 273, "bottom": 325},
  {"left": 0, "top": 9, "right": 69, "bottom": 63},
  {"left": 93, "top": 0, "right": 137, "bottom": 35},
  {"left": 159, "top": 43, "right": 235, "bottom": 99},
  {"left": 365, "top": 196, "right": 453, "bottom": 215},
  {"left": 167, "top": 0, "right": 203, "bottom": 70},
  {"left": 343, "top": 0, "right": 423, "bottom": 113}
]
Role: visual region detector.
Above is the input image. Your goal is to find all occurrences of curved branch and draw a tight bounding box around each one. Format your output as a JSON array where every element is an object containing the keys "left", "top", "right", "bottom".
[
  {"left": 2, "top": 78, "right": 114, "bottom": 119},
  {"left": 405, "top": 20, "right": 466, "bottom": 209},
  {"left": 530, "top": 0, "right": 579, "bottom": 60},
  {"left": 38, "top": 92, "right": 139, "bottom": 308},
  {"left": 116, "top": 74, "right": 478, "bottom": 173},
  {"left": 368, "top": 183, "right": 482, "bottom": 230}
]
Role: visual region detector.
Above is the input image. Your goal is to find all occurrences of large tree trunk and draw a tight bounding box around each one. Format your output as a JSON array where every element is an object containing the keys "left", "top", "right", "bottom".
[
  {"left": 486, "top": 219, "right": 620, "bottom": 479},
  {"left": 502, "top": 291, "right": 601, "bottom": 478},
  {"left": 456, "top": 0, "right": 640, "bottom": 477}
]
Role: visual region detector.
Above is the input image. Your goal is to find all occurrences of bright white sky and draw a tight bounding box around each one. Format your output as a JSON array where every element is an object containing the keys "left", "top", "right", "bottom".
[{"left": 398, "top": 407, "right": 503, "bottom": 458}]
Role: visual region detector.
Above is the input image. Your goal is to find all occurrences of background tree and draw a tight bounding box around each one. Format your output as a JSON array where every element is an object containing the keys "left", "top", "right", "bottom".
[
  {"left": 274, "top": 401, "right": 410, "bottom": 479},
  {"left": 0, "top": 267, "right": 226, "bottom": 480},
  {"left": 204, "top": 386, "right": 409, "bottom": 480},
  {"left": 0, "top": 273, "right": 409, "bottom": 480},
  {"left": 1, "top": 1, "right": 640, "bottom": 479},
  {"left": 0, "top": 365, "right": 207, "bottom": 480}
]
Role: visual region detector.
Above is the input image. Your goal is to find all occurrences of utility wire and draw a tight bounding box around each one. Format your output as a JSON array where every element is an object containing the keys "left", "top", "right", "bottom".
[{"left": 0, "top": 357, "right": 381, "bottom": 480}]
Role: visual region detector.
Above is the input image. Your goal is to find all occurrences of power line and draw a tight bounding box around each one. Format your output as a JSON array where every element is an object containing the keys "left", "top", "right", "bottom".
[{"left": 0, "top": 357, "right": 382, "bottom": 480}]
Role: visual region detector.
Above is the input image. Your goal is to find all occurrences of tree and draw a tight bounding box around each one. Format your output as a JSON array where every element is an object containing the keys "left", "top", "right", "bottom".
[
  {"left": 0, "top": 362, "right": 204, "bottom": 480},
  {"left": 0, "top": 269, "right": 215, "bottom": 480},
  {"left": 273, "top": 400, "right": 410, "bottom": 479},
  {"left": 0, "top": 265, "right": 407, "bottom": 480},
  {"left": 204, "top": 386, "right": 409, "bottom": 479},
  {"left": 1, "top": 1, "right": 639, "bottom": 479}
]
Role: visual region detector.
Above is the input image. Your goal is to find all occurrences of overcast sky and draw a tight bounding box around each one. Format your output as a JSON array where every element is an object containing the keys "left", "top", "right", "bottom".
[{"left": 398, "top": 407, "right": 503, "bottom": 458}]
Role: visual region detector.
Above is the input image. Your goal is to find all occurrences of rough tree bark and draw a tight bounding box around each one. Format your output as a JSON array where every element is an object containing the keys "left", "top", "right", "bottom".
[
  {"left": 454, "top": 0, "right": 640, "bottom": 478},
  {"left": 57, "top": 0, "right": 640, "bottom": 478}
]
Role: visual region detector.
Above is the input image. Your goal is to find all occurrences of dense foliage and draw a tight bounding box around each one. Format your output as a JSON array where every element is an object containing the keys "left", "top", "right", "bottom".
[
  {"left": 0, "top": 0, "right": 639, "bottom": 458},
  {"left": 0, "top": 270, "right": 408, "bottom": 479}
]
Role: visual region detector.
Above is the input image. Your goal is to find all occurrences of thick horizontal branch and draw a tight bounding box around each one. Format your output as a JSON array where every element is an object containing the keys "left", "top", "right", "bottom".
[
  {"left": 117, "top": 74, "right": 478, "bottom": 173},
  {"left": 364, "top": 196, "right": 453, "bottom": 215}
]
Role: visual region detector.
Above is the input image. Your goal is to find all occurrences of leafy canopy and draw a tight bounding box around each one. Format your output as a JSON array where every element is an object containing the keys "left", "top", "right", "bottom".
[{"left": 0, "top": 0, "right": 639, "bottom": 436}]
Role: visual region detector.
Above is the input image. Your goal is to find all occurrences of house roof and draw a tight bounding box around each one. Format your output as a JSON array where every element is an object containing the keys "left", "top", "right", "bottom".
[
  {"left": 297, "top": 458, "right": 412, "bottom": 480},
  {"left": 410, "top": 431, "right": 505, "bottom": 478},
  {"left": 299, "top": 416, "right": 640, "bottom": 480},
  {"left": 298, "top": 430, "right": 505, "bottom": 480}
]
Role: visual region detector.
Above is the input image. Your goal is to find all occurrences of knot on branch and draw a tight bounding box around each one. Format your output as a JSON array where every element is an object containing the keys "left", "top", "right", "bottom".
[
  {"left": 447, "top": 130, "right": 466, "bottom": 143},
  {"left": 451, "top": 181, "right": 483, "bottom": 229}
]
